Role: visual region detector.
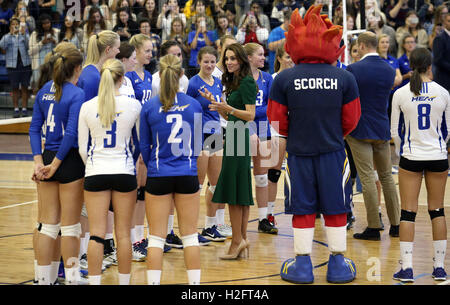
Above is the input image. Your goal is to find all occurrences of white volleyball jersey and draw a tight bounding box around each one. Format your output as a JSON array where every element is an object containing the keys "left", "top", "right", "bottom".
[
  {"left": 78, "top": 95, "right": 142, "bottom": 176},
  {"left": 391, "top": 81, "right": 450, "bottom": 161},
  {"left": 151, "top": 72, "right": 189, "bottom": 98},
  {"left": 119, "top": 76, "right": 136, "bottom": 99}
]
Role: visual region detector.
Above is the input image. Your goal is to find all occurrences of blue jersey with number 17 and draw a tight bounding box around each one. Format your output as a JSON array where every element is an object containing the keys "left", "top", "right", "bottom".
[
  {"left": 126, "top": 70, "right": 153, "bottom": 105},
  {"left": 140, "top": 93, "right": 203, "bottom": 177}
]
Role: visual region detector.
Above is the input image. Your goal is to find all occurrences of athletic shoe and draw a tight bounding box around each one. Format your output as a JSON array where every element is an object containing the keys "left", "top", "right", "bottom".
[
  {"left": 197, "top": 233, "right": 211, "bottom": 246},
  {"left": 280, "top": 256, "right": 314, "bottom": 284},
  {"left": 79, "top": 253, "right": 88, "bottom": 270},
  {"left": 201, "top": 225, "right": 226, "bottom": 242},
  {"left": 216, "top": 224, "right": 232, "bottom": 238},
  {"left": 165, "top": 230, "right": 183, "bottom": 248},
  {"left": 132, "top": 242, "right": 147, "bottom": 262},
  {"left": 21, "top": 109, "right": 28, "bottom": 117},
  {"left": 267, "top": 214, "right": 277, "bottom": 226},
  {"left": 326, "top": 254, "right": 356, "bottom": 283},
  {"left": 258, "top": 218, "right": 278, "bottom": 234},
  {"left": 103, "top": 250, "right": 118, "bottom": 266},
  {"left": 13, "top": 110, "right": 19, "bottom": 118},
  {"left": 163, "top": 244, "right": 172, "bottom": 253},
  {"left": 432, "top": 267, "right": 447, "bottom": 281},
  {"left": 393, "top": 268, "right": 414, "bottom": 282},
  {"left": 346, "top": 212, "right": 355, "bottom": 230},
  {"left": 133, "top": 238, "right": 147, "bottom": 257}
]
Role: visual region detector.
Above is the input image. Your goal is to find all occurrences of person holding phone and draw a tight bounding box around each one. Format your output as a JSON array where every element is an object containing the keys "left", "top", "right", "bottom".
[
  {"left": 187, "top": 14, "right": 214, "bottom": 78},
  {"left": 157, "top": 0, "right": 186, "bottom": 41}
]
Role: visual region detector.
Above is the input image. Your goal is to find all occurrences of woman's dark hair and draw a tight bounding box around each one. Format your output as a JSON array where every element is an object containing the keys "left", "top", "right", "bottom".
[
  {"left": 409, "top": 47, "right": 432, "bottom": 96},
  {"left": 221, "top": 43, "right": 253, "bottom": 96},
  {"left": 59, "top": 17, "right": 80, "bottom": 42},
  {"left": 36, "top": 14, "right": 52, "bottom": 41},
  {"left": 86, "top": 7, "right": 107, "bottom": 35},
  {"left": 140, "top": 0, "right": 158, "bottom": 23},
  {"left": 116, "top": 41, "right": 135, "bottom": 59}
]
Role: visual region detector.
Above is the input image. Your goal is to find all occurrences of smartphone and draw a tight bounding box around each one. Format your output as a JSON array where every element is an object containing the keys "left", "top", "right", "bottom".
[
  {"left": 46, "top": 33, "right": 52, "bottom": 39},
  {"left": 200, "top": 20, "right": 206, "bottom": 28}
]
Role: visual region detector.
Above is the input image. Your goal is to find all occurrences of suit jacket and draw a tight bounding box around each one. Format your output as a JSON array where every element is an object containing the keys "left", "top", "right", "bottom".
[
  {"left": 347, "top": 54, "right": 396, "bottom": 140},
  {"left": 433, "top": 31, "right": 450, "bottom": 91}
]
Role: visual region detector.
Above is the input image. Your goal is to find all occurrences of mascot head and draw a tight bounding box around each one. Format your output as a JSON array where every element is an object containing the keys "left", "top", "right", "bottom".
[{"left": 285, "top": 5, "right": 345, "bottom": 64}]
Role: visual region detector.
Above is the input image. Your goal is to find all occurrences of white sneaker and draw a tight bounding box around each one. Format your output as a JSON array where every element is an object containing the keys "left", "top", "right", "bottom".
[
  {"left": 103, "top": 250, "right": 118, "bottom": 266},
  {"left": 216, "top": 224, "right": 232, "bottom": 238},
  {"left": 132, "top": 247, "right": 146, "bottom": 262}
]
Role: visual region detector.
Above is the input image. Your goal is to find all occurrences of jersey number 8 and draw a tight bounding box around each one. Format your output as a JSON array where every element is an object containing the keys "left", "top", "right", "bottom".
[{"left": 417, "top": 104, "right": 431, "bottom": 130}]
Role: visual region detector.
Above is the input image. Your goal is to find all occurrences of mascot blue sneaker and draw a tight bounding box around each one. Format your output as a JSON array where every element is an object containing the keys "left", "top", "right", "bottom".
[
  {"left": 280, "top": 256, "right": 314, "bottom": 284},
  {"left": 326, "top": 254, "right": 356, "bottom": 283}
]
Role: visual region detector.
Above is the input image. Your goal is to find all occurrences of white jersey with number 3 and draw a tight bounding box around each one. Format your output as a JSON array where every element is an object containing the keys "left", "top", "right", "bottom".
[
  {"left": 78, "top": 95, "right": 142, "bottom": 176},
  {"left": 391, "top": 81, "right": 450, "bottom": 161}
]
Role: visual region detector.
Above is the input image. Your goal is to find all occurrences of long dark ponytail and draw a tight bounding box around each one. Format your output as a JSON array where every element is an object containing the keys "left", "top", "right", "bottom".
[{"left": 409, "top": 47, "right": 432, "bottom": 96}]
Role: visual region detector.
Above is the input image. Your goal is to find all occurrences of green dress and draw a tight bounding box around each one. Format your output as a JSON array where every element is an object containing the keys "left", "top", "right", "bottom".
[{"left": 212, "top": 76, "right": 257, "bottom": 206}]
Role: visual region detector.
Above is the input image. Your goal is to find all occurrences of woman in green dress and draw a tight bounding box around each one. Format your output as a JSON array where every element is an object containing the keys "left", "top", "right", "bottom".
[{"left": 199, "top": 43, "right": 257, "bottom": 260}]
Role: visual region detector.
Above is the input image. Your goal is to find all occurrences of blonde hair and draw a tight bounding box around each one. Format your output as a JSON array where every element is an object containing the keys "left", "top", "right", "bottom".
[
  {"left": 376, "top": 33, "right": 390, "bottom": 54},
  {"left": 243, "top": 42, "right": 263, "bottom": 57},
  {"left": 159, "top": 54, "right": 182, "bottom": 112},
  {"left": 52, "top": 47, "right": 84, "bottom": 102},
  {"left": 129, "top": 33, "right": 151, "bottom": 51},
  {"left": 97, "top": 59, "right": 125, "bottom": 127},
  {"left": 85, "top": 30, "right": 119, "bottom": 67}
]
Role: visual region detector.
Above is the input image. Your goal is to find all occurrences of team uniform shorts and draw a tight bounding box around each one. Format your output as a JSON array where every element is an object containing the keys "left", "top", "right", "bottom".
[
  {"left": 84, "top": 174, "right": 137, "bottom": 192},
  {"left": 42, "top": 148, "right": 85, "bottom": 184},
  {"left": 203, "top": 132, "right": 223, "bottom": 154},
  {"left": 145, "top": 176, "right": 199, "bottom": 196},
  {"left": 399, "top": 156, "right": 449, "bottom": 173},
  {"left": 284, "top": 148, "right": 352, "bottom": 215}
]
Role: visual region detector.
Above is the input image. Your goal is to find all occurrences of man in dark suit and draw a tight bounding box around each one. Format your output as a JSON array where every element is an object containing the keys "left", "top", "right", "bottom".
[
  {"left": 433, "top": 13, "right": 450, "bottom": 91},
  {"left": 345, "top": 31, "right": 400, "bottom": 241}
]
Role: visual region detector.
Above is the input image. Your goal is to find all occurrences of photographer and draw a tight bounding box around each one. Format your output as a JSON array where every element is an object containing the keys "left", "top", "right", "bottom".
[
  {"left": 113, "top": 7, "right": 139, "bottom": 41},
  {"left": 157, "top": 0, "right": 186, "bottom": 41}
]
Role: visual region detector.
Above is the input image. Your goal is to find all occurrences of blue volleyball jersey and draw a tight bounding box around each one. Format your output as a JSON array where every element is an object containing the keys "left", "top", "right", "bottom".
[
  {"left": 29, "top": 81, "right": 85, "bottom": 160},
  {"left": 269, "top": 63, "right": 360, "bottom": 156},
  {"left": 252, "top": 70, "right": 273, "bottom": 138},
  {"left": 398, "top": 54, "right": 411, "bottom": 88},
  {"left": 186, "top": 74, "right": 222, "bottom": 134},
  {"left": 125, "top": 70, "right": 153, "bottom": 105},
  {"left": 139, "top": 92, "right": 203, "bottom": 177},
  {"left": 77, "top": 65, "right": 101, "bottom": 102}
]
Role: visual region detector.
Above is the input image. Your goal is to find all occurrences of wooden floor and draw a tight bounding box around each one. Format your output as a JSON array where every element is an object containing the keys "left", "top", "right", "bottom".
[{"left": 0, "top": 134, "right": 450, "bottom": 285}]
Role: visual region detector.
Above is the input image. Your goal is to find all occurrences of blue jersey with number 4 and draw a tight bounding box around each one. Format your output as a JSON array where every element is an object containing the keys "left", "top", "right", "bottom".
[{"left": 140, "top": 93, "right": 203, "bottom": 177}]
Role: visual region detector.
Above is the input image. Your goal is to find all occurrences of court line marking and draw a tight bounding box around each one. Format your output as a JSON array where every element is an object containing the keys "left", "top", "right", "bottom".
[{"left": 0, "top": 200, "right": 36, "bottom": 210}]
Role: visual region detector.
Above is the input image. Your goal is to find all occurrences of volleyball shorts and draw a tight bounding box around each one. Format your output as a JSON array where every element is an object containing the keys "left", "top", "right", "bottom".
[
  {"left": 399, "top": 156, "right": 449, "bottom": 173},
  {"left": 284, "top": 148, "right": 352, "bottom": 215},
  {"left": 42, "top": 148, "right": 85, "bottom": 184},
  {"left": 84, "top": 174, "right": 137, "bottom": 192},
  {"left": 145, "top": 176, "right": 199, "bottom": 196}
]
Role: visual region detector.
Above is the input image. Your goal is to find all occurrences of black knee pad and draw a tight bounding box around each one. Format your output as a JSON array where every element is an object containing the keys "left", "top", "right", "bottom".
[
  {"left": 429, "top": 208, "right": 445, "bottom": 220},
  {"left": 90, "top": 235, "right": 106, "bottom": 246},
  {"left": 400, "top": 209, "right": 417, "bottom": 222},
  {"left": 137, "top": 186, "right": 146, "bottom": 201},
  {"left": 268, "top": 169, "right": 281, "bottom": 183}
]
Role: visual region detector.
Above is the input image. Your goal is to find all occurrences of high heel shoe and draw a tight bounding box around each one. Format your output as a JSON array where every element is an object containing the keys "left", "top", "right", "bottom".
[
  {"left": 239, "top": 239, "right": 250, "bottom": 259},
  {"left": 219, "top": 240, "right": 247, "bottom": 260}
]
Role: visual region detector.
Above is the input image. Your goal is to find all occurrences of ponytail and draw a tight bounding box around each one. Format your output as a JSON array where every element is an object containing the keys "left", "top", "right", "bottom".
[
  {"left": 409, "top": 47, "right": 432, "bottom": 96},
  {"left": 52, "top": 47, "right": 83, "bottom": 102},
  {"left": 98, "top": 59, "right": 124, "bottom": 128},
  {"left": 409, "top": 68, "right": 422, "bottom": 96},
  {"left": 159, "top": 54, "right": 182, "bottom": 112},
  {"left": 84, "top": 30, "right": 119, "bottom": 68}
]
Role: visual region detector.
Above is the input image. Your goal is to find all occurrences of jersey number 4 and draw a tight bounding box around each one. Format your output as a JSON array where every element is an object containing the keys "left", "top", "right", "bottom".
[{"left": 46, "top": 103, "right": 56, "bottom": 133}]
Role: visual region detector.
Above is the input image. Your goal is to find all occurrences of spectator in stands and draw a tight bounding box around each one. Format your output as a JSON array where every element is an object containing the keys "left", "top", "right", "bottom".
[
  {"left": 367, "top": 11, "right": 398, "bottom": 56},
  {"left": 238, "top": 1, "right": 271, "bottom": 32},
  {"left": 29, "top": 14, "right": 59, "bottom": 94},
  {"left": 0, "top": 0, "right": 13, "bottom": 37},
  {"left": 350, "top": 39, "right": 360, "bottom": 63},
  {"left": 133, "top": 0, "right": 146, "bottom": 16},
  {"left": 186, "top": 0, "right": 215, "bottom": 35},
  {"left": 157, "top": 0, "right": 186, "bottom": 41},
  {"left": 225, "top": 4, "right": 237, "bottom": 29},
  {"left": 432, "top": 12, "right": 450, "bottom": 90},
  {"left": 113, "top": 7, "right": 139, "bottom": 41},
  {"left": 13, "top": 1, "right": 35, "bottom": 35},
  {"left": 37, "top": 0, "right": 55, "bottom": 21},
  {"left": 83, "top": 0, "right": 111, "bottom": 23},
  {"left": 267, "top": 8, "right": 291, "bottom": 74},
  {"left": 236, "top": 10, "right": 269, "bottom": 47},
  {"left": 397, "top": 33, "right": 416, "bottom": 87},
  {"left": 187, "top": 13, "right": 214, "bottom": 78},
  {"left": 59, "top": 16, "right": 83, "bottom": 51},
  {"left": 184, "top": 0, "right": 214, "bottom": 19},
  {"left": 112, "top": 0, "right": 137, "bottom": 25},
  {"left": 0, "top": 17, "right": 32, "bottom": 118},
  {"left": 83, "top": 7, "right": 112, "bottom": 52},
  {"left": 396, "top": 10, "right": 428, "bottom": 56},
  {"left": 355, "top": 0, "right": 387, "bottom": 29},
  {"left": 271, "top": 0, "right": 303, "bottom": 28},
  {"left": 137, "top": 0, "right": 159, "bottom": 34},
  {"left": 212, "top": 12, "right": 237, "bottom": 47},
  {"left": 428, "top": 4, "right": 448, "bottom": 49},
  {"left": 386, "top": 0, "right": 411, "bottom": 29}
]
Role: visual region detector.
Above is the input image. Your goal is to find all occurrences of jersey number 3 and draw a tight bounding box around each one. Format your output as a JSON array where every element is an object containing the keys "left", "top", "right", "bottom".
[{"left": 104, "top": 121, "right": 117, "bottom": 148}]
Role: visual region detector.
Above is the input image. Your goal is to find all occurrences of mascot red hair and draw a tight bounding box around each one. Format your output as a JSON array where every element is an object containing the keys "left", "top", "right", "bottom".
[{"left": 267, "top": 5, "right": 361, "bottom": 284}]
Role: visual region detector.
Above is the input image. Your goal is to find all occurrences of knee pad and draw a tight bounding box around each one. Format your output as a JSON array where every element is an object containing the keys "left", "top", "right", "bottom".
[
  {"left": 81, "top": 204, "right": 88, "bottom": 217},
  {"left": 208, "top": 185, "right": 216, "bottom": 195},
  {"left": 254, "top": 174, "right": 268, "bottom": 188},
  {"left": 181, "top": 233, "right": 199, "bottom": 248},
  {"left": 147, "top": 235, "right": 165, "bottom": 250},
  {"left": 137, "top": 186, "right": 146, "bottom": 201},
  {"left": 90, "top": 235, "right": 106, "bottom": 246},
  {"left": 400, "top": 209, "right": 417, "bottom": 223},
  {"left": 40, "top": 223, "right": 61, "bottom": 239},
  {"left": 60, "top": 223, "right": 81, "bottom": 238},
  {"left": 268, "top": 169, "right": 281, "bottom": 183},
  {"left": 429, "top": 208, "right": 445, "bottom": 220}
]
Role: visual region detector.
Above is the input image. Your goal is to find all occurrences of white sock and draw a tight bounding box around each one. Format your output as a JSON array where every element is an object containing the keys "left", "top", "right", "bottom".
[
  {"left": 267, "top": 201, "right": 275, "bottom": 215},
  {"left": 34, "top": 260, "right": 38, "bottom": 282},
  {"left": 187, "top": 269, "right": 201, "bottom": 285},
  {"left": 135, "top": 225, "right": 145, "bottom": 241},
  {"left": 80, "top": 236, "right": 87, "bottom": 257},
  {"left": 88, "top": 275, "right": 102, "bottom": 285},
  {"left": 167, "top": 215, "right": 174, "bottom": 235},
  {"left": 84, "top": 232, "right": 90, "bottom": 254},
  {"left": 64, "top": 265, "right": 80, "bottom": 285},
  {"left": 50, "top": 261, "right": 60, "bottom": 284},
  {"left": 400, "top": 241, "right": 414, "bottom": 269},
  {"left": 147, "top": 270, "right": 162, "bottom": 285},
  {"left": 216, "top": 209, "right": 225, "bottom": 225},
  {"left": 293, "top": 228, "right": 314, "bottom": 255},
  {"left": 325, "top": 226, "right": 347, "bottom": 253},
  {"left": 204, "top": 216, "right": 216, "bottom": 229},
  {"left": 118, "top": 273, "right": 131, "bottom": 285},
  {"left": 258, "top": 207, "right": 268, "bottom": 221},
  {"left": 433, "top": 240, "right": 447, "bottom": 268},
  {"left": 130, "top": 228, "right": 137, "bottom": 244},
  {"left": 38, "top": 264, "right": 52, "bottom": 285}
]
